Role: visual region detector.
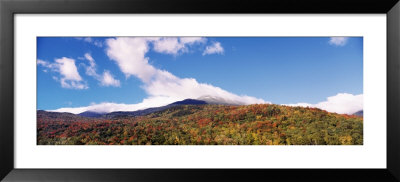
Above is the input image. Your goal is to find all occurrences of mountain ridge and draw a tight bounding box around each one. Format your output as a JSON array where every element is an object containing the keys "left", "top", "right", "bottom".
[
  {"left": 74, "top": 98, "right": 207, "bottom": 118},
  {"left": 41, "top": 98, "right": 364, "bottom": 119},
  {"left": 353, "top": 110, "right": 363, "bottom": 117},
  {"left": 37, "top": 102, "right": 363, "bottom": 145}
]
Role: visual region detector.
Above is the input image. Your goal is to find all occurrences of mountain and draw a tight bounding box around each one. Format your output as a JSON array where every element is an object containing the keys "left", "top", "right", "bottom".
[
  {"left": 197, "top": 95, "right": 240, "bottom": 105},
  {"left": 169, "top": 99, "right": 207, "bottom": 105},
  {"left": 78, "top": 111, "right": 105, "bottom": 118},
  {"left": 45, "top": 98, "right": 227, "bottom": 119},
  {"left": 37, "top": 110, "right": 86, "bottom": 122},
  {"left": 103, "top": 99, "right": 207, "bottom": 118},
  {"left": 103, "top": 107, "right": 166, "bottom": 118},
  {"left": 353, "top": 110, "right": 363, "bottom": 117},
  {"left": 37, "top": 110, "right": 80, "bottom": 118},
  {"left": 38, "top": 103, "right": 363, "bottom": 145}
]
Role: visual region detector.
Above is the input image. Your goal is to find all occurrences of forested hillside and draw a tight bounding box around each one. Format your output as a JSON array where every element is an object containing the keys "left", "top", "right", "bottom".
[{"left": 37, "top": 104, "right": 363, "bottom": 145}]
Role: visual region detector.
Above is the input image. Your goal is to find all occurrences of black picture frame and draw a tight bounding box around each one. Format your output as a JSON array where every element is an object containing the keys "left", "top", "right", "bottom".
[{"left": 1, "top": 0, "right": 399, "bottom": 181}]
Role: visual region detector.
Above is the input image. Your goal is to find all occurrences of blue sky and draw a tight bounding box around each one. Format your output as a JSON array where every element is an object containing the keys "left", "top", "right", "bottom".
[{"left": 37, "top": 37, "right": 363, "bottom": 114}]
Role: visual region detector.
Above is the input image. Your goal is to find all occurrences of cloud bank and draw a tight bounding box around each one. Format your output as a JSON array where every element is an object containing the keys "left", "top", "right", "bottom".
[{"left": 285, "top": 93, "right": 363, "bottom": 114}]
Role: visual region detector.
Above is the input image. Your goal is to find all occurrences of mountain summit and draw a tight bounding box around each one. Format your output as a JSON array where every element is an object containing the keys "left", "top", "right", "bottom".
[
  {"left": 197, "top": 95, "right": 239, "bottom": 105},
  {"left": 353, "top": 110, "right": 363, "bottom": 117},
  {"left": 169, "top": 99, "right": 207, "bottom": 105}
]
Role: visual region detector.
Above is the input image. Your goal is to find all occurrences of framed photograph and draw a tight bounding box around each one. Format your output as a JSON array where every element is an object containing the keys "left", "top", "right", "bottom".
[{"left": 1, "top": 0, "right": 399, "bottom": 181}]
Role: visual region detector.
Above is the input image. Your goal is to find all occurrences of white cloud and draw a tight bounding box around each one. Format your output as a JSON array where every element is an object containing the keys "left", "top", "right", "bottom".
[
  {"left": 100, "top": 70, "right": 120, "bottom": 87},
  {"left": 55, "top": 57, "right": 88, "bottom": 89},
  {"left": 143, "top": 70, "right": 265, "bottom": 105},
  {"left": 180, "top": 37, "right": 206, "bottom": 44},
  {"left": 75, "top": 37, "right": 103, "bottom": 47},
  {"left": 52, "top": 37, "right": 266, "bottom": 113},
  {"left": 56, "top": 58, "right": 82, "bottom": 81},
  {"left": 38, "top": 59, "right": 50, "bottom": 73},
  {"left": 37, "top": 59, "right": 48, "bottom": 66},
  {"left": 84, "top": 53, "right": 96, "bottom": 77},
  {"left": 152, "top": 37, "right": 184, "bottom": 55},
  {"left": 83, "top": 37, "right": 92, "bottom": 43},
  {"left": 37, "top": 59, "right": 57, "bottom": 72},
  {"left": 203, "top": 42, "right": 224, "bottom": 55},
  {"left": 105, "top": 37, "right": 207, "bottom": 82},
  {"left": 60, "top": 79, "right": 88, "bottom": 89},
  {"left": 152, "top": 37, "right": 206, "bottom": 55},
  {"left": 106, "top": 37, "right": 156, "bottom": 82},
  {"left": 82, "top": 53, "right": 120, "bottom": 87},
  {"left": 285, "top": 93, "right": 363, "bottom": 114},
  {"left": 84, "top": 53, "right": 95, "bottom": 62},
  {"left": 329, "top": 37, "right": 349, "bottom": 46},
  {"left": 37, "top": 58, "right": 88, "bottom": 89},
  {"left": 107, "top": 37, "right": 264, "bottom": 104},
  {"left": 92, "top": 40, "right": 103, "bottom": 47}
]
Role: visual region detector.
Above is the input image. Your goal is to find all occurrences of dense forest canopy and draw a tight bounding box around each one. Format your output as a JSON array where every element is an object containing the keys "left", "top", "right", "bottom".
[{"left": 37, "top": 104, "right": 363, "bottom": 145}]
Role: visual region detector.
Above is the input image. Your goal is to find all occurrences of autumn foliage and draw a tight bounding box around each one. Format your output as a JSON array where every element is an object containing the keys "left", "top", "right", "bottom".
[{"left": 37, "top": 104, "right": 363, "bottom": 145}]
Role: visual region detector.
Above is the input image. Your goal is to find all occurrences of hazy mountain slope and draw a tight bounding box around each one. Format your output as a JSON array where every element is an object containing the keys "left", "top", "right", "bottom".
[
  {"left": 78, "top": 111, "right": 105, "bottom": 118},
  {"left": 98, "top": 99, "right": 207, "bottom": 118},
  {"left": 353, "top": 110, "right": 363, "bottom": 117}
]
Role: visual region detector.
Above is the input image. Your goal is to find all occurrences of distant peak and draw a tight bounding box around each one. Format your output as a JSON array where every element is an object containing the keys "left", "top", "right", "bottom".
[
  {"left": 78, "top": 111, "right": 106, "bottom": 118},
  {"left": 170, "top": 99, "right": 207, "bottom": 105},
  {"left": 80, "top": 110, "right": 107, "bottom": 114},
  {"left": 197, "top": 95, "right": 239, "bottom": 105},
  {"left": 353, "top": 110, "right": 363, "bottom": 116}
]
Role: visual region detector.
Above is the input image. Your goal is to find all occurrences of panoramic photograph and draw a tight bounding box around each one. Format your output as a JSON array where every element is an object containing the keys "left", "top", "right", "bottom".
[{"left": 37, "top": 37, "right": 363, "bottom": 145}]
